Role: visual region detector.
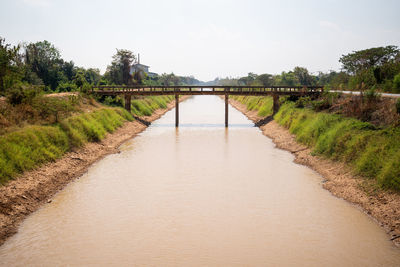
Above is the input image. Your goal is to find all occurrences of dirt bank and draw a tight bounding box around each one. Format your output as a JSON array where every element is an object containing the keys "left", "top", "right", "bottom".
[
  {"left": 0, "top": 97, "right": 187, "bottom": 246},
  {"left": 229, "top": 98, "right": 400, "bottom": 246}
]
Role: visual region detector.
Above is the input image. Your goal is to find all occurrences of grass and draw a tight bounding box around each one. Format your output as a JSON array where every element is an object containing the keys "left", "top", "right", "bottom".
[
  {"left": 274, "top": 102, "right": 400, "bottom": 191},
  {"left": 0, "top": 94, "right": 175, "bottom": 185},
  {"left": 130, "top": 96, "right": 174, "bottom": 116},
  {"left": 233, "top": 95, "right": 400, "bottom": 191},
  {"left": 232, "top": 96, "right": 274, "bottom": 117},
  {"left": 0, "top": 107, "right": 133, "bottom": 185}
]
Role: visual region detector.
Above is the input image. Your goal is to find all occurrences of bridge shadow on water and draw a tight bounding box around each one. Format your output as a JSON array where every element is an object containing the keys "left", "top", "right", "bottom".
[{"left": 153, "top": 123, "right": 254, "bottom": 128}]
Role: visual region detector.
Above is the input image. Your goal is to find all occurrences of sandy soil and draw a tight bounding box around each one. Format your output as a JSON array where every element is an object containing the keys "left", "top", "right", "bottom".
[
  {"left": 0, "top": 97, "right": 187, "bottom": 246},
  {"left": 229, "top": 98, "right": 400, "bottom": 246}
]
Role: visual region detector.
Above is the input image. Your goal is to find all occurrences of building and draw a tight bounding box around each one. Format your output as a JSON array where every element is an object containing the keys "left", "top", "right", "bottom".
[{"left": 130, "top": 54, "right": 157, "bottom": 77}]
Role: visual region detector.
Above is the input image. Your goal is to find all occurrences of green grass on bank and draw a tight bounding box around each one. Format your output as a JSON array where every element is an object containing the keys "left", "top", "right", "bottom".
[
  {"left": 0, "top": 95, "right": 176, "bottom": 185},
  {"left": 131, "top": 96, "right": 174, "bottom": 116},
  {"left": 0, "top": 107, "right": 133, "bottom": 185},
  {"left": 232, "top": 96, "right": 274, "bottom": 117},
  {"left": 274, "top": 103, "right": 400, "bottom": 190},
  {"left": 234, "top": 96, "right": 400, "bottom": 191}
]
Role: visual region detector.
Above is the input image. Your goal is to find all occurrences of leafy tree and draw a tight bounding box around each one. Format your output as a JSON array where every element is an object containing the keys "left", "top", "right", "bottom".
[
  {"left": 293, "top": 66, "right": 314, "bottom": 85},
  {"left": 84, "top": 68, "right": 101, "bottom": 85},
  {"left": 394, "top": 73, "right": 400, "bottom": 93},
  {"left": 256, "top": 73, "right": 273, "bottom": 86},
  {"left": 61, "top": 60, "right": 75, "bottom": 81},
  {"left": 73, "top": 69, "right": 86, "bottom": 87},
  {"left": 104, "top": 49, "right": 136, "bottom": 85},
  {"left": 277, "top": 71, "right": 298, "bottom": 86},
  {"left": 339, "top": 46, "right": 399, "bottom": 75},
  {"left": 24, "top": 40, "right": 66, "bottom": 90},
  {"left": 159, "top": 73, "right": 180, "bottom": 86},
  {"left": 0, "top": 37, "right": 22, "bottom": 94},
  {"left": 238, "top": 72, "right": 257, "bottom": 86}
]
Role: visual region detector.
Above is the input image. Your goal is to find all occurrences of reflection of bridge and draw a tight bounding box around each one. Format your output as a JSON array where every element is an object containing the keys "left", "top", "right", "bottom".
[{"left": 92, "top": 85, "right": 324, "bottom": 127}]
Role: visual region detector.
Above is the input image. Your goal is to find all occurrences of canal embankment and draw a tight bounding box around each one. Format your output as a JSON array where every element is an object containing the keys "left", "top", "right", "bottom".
[
  {"left": 228, "top": 96, "right": 400, "bottom": 245},
  {"left": 0, "top": 94, "right": 188, "bottom": 246}
]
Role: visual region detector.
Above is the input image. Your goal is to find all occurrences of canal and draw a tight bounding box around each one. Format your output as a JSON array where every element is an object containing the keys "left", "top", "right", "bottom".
[{"left": 1, "top": 96, "right": 399, "bottom": 266}]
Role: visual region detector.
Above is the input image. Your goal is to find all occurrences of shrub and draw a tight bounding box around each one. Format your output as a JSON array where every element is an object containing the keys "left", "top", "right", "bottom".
[
  {"left": 394, "top": 73, "right": 400, "bottom": 93},
  {"left": 80, "top": 82, "right": 92, "bottom": 94},
  {"left": 56, "top": 82, "right": 78, "bottom": 92},
  {"left": 6, "top": 83, "right": 42, "bottom": 105},
  {"left": 295, "top": 96, "right": 312, "bottom": 108}
]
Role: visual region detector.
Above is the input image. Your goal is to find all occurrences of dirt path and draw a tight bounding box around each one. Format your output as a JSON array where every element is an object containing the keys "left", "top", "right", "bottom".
[
  {"left": 0, "top": 97, "right": 187, "bottom": 246},
  {"left": 229, "top": 98, "right": 400, "bottom": 246}
]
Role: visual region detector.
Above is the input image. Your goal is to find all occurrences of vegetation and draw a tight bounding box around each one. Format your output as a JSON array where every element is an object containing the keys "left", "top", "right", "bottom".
[
  {"left": 0, "top": 107, "right": 133, "bottom": 185},
  {"left": 233, "top": 94, "right": 400, "bottom": 191},
  {"left": 274, "top": 103, "right": 400, "bottom": 190},
  {"left": 232, "top": 96, "right": 274, "bottom": 117},
  {"left": 216, "top": 46, "right": 400, "bottom": 93},
  {"left": 0, "top": 36, "right": 201, "bottom": 99},
  {"left": 130, "top": 96, "right": 174, "bottom": 116}
]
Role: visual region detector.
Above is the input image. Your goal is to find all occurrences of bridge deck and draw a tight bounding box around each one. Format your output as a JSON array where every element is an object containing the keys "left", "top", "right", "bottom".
[
  {"left": 91, "top": 85, "right": 323, "bottom": 127},
  {"left": 92, "top": 85, "right": 323, "bottom": 96}
]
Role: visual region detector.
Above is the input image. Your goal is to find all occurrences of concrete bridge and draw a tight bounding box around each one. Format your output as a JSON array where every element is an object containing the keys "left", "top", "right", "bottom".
[{"left": 92, "top": 85, "right": 324, "bottom": 127}]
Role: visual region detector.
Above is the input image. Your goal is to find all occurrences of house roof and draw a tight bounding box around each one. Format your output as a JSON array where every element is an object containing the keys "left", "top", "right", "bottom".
[{"left": 132, "top": 63, "right": 149, "bottom": 68}]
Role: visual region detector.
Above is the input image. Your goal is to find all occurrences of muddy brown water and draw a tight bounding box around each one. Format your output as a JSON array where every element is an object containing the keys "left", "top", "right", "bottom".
[{"left": 1, "top": 96, "right": 400, "bottom": 266}]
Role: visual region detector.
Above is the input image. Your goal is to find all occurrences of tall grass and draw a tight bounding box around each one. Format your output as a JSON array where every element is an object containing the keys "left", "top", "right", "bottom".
[
  {"left": 232, "top": 96, "right": 273, "bottom": 117},
  {"left": 233, "top": 96, "right": 400, "bottom": 190},
  {"left": 0, "top": 107, "right": 133, "bottom": 185},
  {"left": 130, "top": 96, "right": 174, "bottom": 116},
  {"left": 274, "top": 103, "right": 400, "bottom": 190}
]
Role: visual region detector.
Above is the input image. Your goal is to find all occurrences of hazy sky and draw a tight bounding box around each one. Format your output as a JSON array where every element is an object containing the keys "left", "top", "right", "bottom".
[{"left": 1, "top": 0, "right": 399, "bottom": 81}]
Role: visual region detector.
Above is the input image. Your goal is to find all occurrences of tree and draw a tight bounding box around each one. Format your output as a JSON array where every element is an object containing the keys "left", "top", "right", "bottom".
[
  {"left": 159, "top": 73, "right": 180, "bottom": 86},
  {"left": 84, "top": 68, "right": 101, "bottom": 85},
  {"left": 293, "top": 67, "right": 314, "bottom": 86},
  {"left": 339, "top": 46, "right": 399, "bottom": 75},
  {"left": 24, "top": 40, "right": 65, "bottom": 89},
  {"left": 105, "top": 49, "right": 136, "bottom": 85},
  {"left": 0, "top": 37, "right": 22, "bottom": 94},
  {"left": 256, "top": 73, "right": 273, "bottom": 86},
  {"left": 278, "top": 71, "right": 298, "bottom": 86}
]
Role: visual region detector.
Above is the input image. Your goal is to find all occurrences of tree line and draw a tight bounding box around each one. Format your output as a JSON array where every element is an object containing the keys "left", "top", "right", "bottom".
[
  {"left": 215, "top": 46, "right": 400, "bottom": 93},
  {"left": 2, "top": 36, "right": 400, "bottom": 97},
  {"left": 0, "top": 37, "right": 201, "bottom": 98}
]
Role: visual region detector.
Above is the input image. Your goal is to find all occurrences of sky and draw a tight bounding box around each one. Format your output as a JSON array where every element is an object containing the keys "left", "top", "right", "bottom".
[{"left": 1, "top": 0, "right": 400, "bottom": 81}]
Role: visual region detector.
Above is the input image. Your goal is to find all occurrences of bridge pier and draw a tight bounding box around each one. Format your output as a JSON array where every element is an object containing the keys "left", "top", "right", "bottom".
[
  {"left": 273, "top": 94, "right": 280, "bottom": 115},
  {"left": 124, "top": 94, "right": 131, "bottom": 112},
  {"left": 175, "top": 94, "right": 179, "bottom": 127},
  {"left": 225, "top": 94, "right": 229, "bottom": 127}
]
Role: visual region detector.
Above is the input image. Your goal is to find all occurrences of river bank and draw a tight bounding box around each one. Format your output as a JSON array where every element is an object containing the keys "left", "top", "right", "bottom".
[
  {"left": 0, "top": 97, "right": 188, "bottom": 246},
  {"left": 228, "top": 98, "right": 400, "bottom": 246}
]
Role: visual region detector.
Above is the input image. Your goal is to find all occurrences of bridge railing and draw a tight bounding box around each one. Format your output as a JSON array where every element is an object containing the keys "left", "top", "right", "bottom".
[{"left": 91, "top": 85, "right": 324, "bottom": 94}]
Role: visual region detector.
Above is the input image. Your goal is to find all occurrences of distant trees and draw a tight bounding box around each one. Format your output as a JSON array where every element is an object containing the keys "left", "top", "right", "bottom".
[
  {"left": 215, "top": 46, "right": 400, "bottom": 93},
  {"left": 293, "top": 67, "right": 314, "bottom": 86},
  {"left": 222, "top": 68, "right": 315, "bottom": 87},
  {"left": 0, "top": 38, "right": 22, "bottom": 94},
  {"left": 24, "top": 40, "right": 67, "bottom": 89},
  {"left": 104, "top": 49, "right": 136, "bottom": 85},
  {"left": 339, "top": 46, "right": 400, "bottom": 91},
  {"left": 339, "top": 46, "right": 399, "bottom": 75},
  {"left": 0, "top": 37, "right": 108, "bottom": 95}
]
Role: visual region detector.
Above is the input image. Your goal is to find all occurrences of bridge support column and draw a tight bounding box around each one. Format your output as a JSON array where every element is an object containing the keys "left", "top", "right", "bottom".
[
  {"left": 124, "top": 94, "right": 131, "bottom": 112},
  {"left": 273, "top": 94, "right": 280, "bottom": 115},
  {"left": 175, "top": 94, "right": 179, "bottom": 127},
  {"left": 225, "top": 94, "right": 229, "bottom": 127}
]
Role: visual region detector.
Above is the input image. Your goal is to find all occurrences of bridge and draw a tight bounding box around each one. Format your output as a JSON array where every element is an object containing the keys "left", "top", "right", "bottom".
[{"left": 92, "top": 85, "right": 323, "bottom": 127}]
